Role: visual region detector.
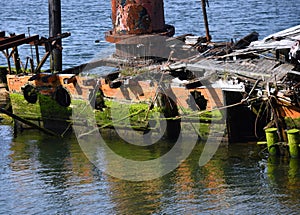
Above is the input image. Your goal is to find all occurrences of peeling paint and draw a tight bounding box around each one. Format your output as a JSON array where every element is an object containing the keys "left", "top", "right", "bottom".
[
  {"left": 115, "top": 4, "right": 151, "bottom": 34},
  {"left": 106, "top": 0, "right": 175, "bottom": 56},
  {"left": 110, "top": 0, "right": 166, "bottom": 35}
]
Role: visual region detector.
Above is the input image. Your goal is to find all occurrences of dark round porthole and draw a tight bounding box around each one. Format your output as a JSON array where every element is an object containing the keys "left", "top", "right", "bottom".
[
  {"left": 22, "top": 85, "right": 38, "bottom": 104},
  {"left": 55, "top": 86, "right": 71, "bottom": 107}
]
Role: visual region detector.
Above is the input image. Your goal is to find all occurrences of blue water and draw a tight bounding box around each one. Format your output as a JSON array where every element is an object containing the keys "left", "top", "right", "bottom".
[
  {"left": 1, "top": 0, "right": 300, "bottom": 69},
  {"left": 1, "top": 127, "right": 300, "bottom": 214},
  {"left": 1, "top": 0, "right": 300, "bottom": 214}
]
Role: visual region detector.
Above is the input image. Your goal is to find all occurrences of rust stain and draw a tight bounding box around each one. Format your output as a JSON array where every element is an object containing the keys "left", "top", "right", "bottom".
[
  {"left": 106, "top": 0, "right": 174, "bottom": 44},
  {"left": 115, "top": 3, "right": 151, "bottom": 34},
  {"left": 106, "top": 0, "right": 175, "bottom": 58},
  {"left": 111, "top": 0, "right": 165, "bottom": 34}
]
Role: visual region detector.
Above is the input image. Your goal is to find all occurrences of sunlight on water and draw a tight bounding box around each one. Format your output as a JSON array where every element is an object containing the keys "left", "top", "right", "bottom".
[
  {"left": 0, "top": 128, "right": 300, "bottom": 214},
  {"left": 1, "top": 0, "right": 300, "bottom": 214}
]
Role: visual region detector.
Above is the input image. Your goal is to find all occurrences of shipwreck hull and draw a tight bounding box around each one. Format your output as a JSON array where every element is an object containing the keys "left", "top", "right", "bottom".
[
  {"left": 8, "top": 69, "right": 300, "bottom": 143},
  {"left": 6, "top": 73, "right": 226, "bottom": 140},
  {"left": 7, "top": 74, "right": 73, "bottom": 133}
]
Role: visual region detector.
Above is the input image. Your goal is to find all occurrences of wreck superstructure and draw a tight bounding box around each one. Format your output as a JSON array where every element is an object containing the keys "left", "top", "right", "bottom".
[
  {"left": 105, "top": 0, "right": 175, "bottom": 58},
  {"left": 1, "top": 0, "right": 300, "bottom": 155}
]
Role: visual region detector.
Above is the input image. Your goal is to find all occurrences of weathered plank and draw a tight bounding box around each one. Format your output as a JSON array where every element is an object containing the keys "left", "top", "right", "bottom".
[
  {"left": 0, "top": 35, "right": 39, "bottom": 51},
  {"left": 0, "top": 107, "right": 59, "bottom": 136},
  {"left": 0, "top": 34, "right": 25, "bottom": 45}
]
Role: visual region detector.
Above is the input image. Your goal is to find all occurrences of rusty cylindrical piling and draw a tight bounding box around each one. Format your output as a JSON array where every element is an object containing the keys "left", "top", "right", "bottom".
[
  {"left": 110, "top": 0, "right": 165, "bottom": 35},
  {"left": 105, "top": 0, "right": 175, "bottom": 58}
]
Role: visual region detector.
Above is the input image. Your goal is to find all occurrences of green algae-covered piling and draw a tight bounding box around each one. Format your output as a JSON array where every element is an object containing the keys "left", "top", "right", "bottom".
[
  {"left": 265, "top": 128, "right": 279, "bottom": 155},
  {"left": 287, "top": 129, "right": 300, "bottom": 158}
]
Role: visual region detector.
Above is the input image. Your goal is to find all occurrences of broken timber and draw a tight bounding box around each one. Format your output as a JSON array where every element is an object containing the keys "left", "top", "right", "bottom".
[
  {"left": 0, "top": 31, "right": 70, "bottom": 74},
  {"left": 0, "top": 107, "right": 59, "bottom": 136}
]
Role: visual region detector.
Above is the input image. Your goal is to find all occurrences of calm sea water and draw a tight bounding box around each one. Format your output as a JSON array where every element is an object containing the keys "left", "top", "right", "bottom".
[
  {"left": 1, "top": 0, "right": 300, "bottom": 69},
  {"left": 1, "top": 127, "right": 300, "bottom": 214},
  {"left": 1, "top": 0, "right": 300, "bottom": 214}
]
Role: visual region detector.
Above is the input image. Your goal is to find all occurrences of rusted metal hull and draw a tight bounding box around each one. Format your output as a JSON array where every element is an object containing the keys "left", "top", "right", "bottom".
[
  {"left": 105, "top": 0, "right": 175, "bottom": 57},
  {"left": 6, "top": 73, "right": 221, "bottom": 110},
  {"left": 5, "top": 72, "right": 224, "bottom": 137},
  {"left": 110, "top": 0, "right": 165, "bottom": 35}
]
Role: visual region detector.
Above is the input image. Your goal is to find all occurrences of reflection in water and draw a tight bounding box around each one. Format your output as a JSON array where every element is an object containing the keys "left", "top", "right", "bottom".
[
  {"left": 106, "top": 178, "right": 164, "bottom": 215},
  {"left": 1, "top": 128, "right": 300, "bottom": 214},
  {"left": 265, "top": 156, "right": 300, "bottom": 211},
  {"left": 289, "top": 158, "right": 300, "bottom": 187},
  {"left": 6, "top": 131, "right": 105, "bottom": 214},
  {"left": 1, "top": 0, "right": 300, "bottom": 213}
]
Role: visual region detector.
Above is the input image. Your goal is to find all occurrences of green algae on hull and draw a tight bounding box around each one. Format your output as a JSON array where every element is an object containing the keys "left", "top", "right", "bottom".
[
  {"left": 10, "top": 93, "right": 72, "bottom": 121},
  {"left": 0, "top": 114, "right": 13, "bottom": 125},
  {"left": 9, "top": 91, "right": 217, "bottom": 139}
]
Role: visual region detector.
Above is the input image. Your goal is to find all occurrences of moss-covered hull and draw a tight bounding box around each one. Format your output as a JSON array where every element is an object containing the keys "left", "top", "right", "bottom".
[{"left": 6, "top": 73, "right": 224, "bottom": 139}]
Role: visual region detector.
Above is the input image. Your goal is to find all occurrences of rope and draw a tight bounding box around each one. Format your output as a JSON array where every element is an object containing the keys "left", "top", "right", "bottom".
[
  {"left": 144, "top": 67, "right": 166, "bottom": 121},
  {"left": 77, "top": 109, "right": 145, "bottom": 139},
  {"left": 254, "top": 101, "right": 266, "bottom": 139}
]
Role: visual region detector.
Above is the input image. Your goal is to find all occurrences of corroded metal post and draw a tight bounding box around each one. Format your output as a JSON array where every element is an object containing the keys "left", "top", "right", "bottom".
[
  {"left": 201, "top": 0, "right": 211, "bottom": 42},
  {"left": 109, "top": 0, "right": 166, "bottom": 37},
  {"left": 105, "top": 0, "right": 175, "bottom": 58},
  {"left": 49, "top": 0, "right": 62, "bottom": 72}
]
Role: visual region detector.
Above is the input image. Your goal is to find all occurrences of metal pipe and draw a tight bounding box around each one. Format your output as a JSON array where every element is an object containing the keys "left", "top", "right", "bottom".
[
  {"left": 110, "top": 0, "right": 165, "bottom": 35},
  {"left": 201, "top": 0, "right": 211, "bottom": 42},
  {"left": 106, "top": 0, "right": 174, "bottom": 43},
  {"left": 105, "top": 0, "right": 175, "bottom": 58}
]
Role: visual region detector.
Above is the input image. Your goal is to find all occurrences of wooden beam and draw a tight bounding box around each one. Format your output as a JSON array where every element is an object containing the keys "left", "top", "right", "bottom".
[
  {"left": 35, "top": 44, "right": 40, "bottom": 72},
  {"left": 6, "top": 49, "right": 11, "bottom": 74},
  {"left": 34, "top": 32, "right": 70, "bottom": 46},
  {"left": 0, "top": 107, "right": 59, "bottom": 136},
  {"left": 0, "top": 35, "right": 39, "bottom": 51},
  {"left": 0, "top": 34, "right": 25, "bottom": 45},
  {"left": 0, "top": 31, "right": 5, "bottom": 38},
  {"left": 49, "top": 0, "right": 62, "bottom": 71},
  {"left": 35, "top": 51, "right": 51, "bottom": 72}
]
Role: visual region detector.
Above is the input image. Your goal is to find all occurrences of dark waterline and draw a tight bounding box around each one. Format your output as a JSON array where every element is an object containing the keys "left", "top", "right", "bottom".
[{"left": 1, "top": 0, "right": 300, "bottom": 214}]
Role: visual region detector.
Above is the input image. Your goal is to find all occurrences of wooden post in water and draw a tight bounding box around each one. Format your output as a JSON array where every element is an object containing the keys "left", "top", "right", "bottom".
[
  {"left": 49, "top": 0, "right": 62, "bottom": 72},
  {"left": 287, "top": 129, "right": 300, "bottom": 158},
  {"left": 12, "top": 47, "right": 21, "bottom": 73},
  {"left": 201, "top": 0, "right": 211, "bottom": 42},
  {"left": 265, "top": 128, "right": 279, "bottom": 156}
]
